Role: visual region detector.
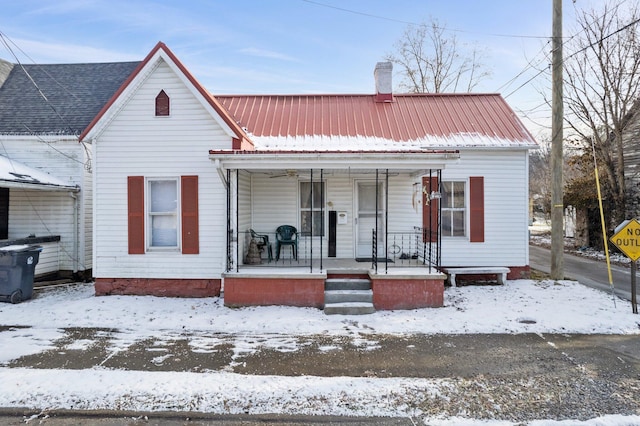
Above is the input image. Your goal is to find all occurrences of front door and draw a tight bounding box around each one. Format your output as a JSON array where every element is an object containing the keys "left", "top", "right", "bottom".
[{"left": 355, "top": 181, "right": 384, "bottom": 258}]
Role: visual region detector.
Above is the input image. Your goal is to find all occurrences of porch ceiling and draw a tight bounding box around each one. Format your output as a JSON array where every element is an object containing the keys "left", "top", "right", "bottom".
[{"left": 210, "top": 150, "right": 460, "bottom": 174}]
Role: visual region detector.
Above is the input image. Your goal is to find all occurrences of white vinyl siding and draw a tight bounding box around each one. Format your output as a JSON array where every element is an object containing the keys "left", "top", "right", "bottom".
[
  {"left": 0, "top": 136, "right": 91, "bottom": 274},
  {"left": 237, "top": 170, "right": 252, "bottom": 266},
  {"left": 440, "top": 149, "right": 529, "bottom": 267},
  {"left": 93, "top": 59, "right": 230, "bottom": 279},
  {"left": 246, "top": 149, "right": 528, "bottom": 268}
]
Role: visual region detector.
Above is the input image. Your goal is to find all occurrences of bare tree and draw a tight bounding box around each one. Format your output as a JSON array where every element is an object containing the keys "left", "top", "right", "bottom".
[
  {"left": 563, "top": 0, "right": 640, "bottom": 227},
  {"left": 386, "top": 18, "right": 491, "bottom": 93},
  {"left": 530, "top": 138, "right": 583, "bottom": 218}
]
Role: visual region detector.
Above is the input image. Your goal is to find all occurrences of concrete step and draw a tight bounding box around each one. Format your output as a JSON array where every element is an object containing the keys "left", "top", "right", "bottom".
[
  {"left": 324, "top": 302, "right": 376, "bottom": 315},
  {"left": 324, "top": 289, "right": 373, "bottom": 304},
  {"left": 325, "top": 278, "right": 371, "bottom": 291}
]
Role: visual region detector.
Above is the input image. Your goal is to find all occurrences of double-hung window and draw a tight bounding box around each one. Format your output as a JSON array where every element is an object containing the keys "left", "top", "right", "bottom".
[
  {"left": 300, "top": 181, "right": 325, "bottom": 237},
  {"left": 128, "top": 175, "right": 199, "bottom": 254},
  {"left": 441, "top": 181, "right": 466, "bottom": 237},
  {"left": 148, "top": 179, "right": 179, "bottom": 248}
]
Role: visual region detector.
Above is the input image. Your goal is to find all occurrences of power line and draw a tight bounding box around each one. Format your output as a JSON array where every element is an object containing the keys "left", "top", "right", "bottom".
[
  {"left": 0, "top": 31, "right": 92, "bottom": 170},
  {"left": 0, "top": 32, "right": 76, "bottom": 134},
  {"left": 503, "top": 9, "right": 640, "bottom": 100},
  {"left": 300, "top": 0, "right": 551, "bottom": 39},
  {"left": 495, "top": 41, "right": 551, "bottom": 94}
]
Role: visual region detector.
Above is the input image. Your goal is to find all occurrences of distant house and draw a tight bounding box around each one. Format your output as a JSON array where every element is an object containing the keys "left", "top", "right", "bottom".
[
  {"left": 81, "top": 42, "right": 537, "bottom": 311},
  {"left": 0, "top": 58, "right": 139, "bottom": 280},
  {"left": 622, "top": 100, "right": 640, "bottom": 220}
]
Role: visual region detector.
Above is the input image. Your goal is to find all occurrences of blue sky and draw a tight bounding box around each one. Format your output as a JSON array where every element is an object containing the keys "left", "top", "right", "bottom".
[{"left": 0, "top": 1, "right": 598, "bottom": 138}]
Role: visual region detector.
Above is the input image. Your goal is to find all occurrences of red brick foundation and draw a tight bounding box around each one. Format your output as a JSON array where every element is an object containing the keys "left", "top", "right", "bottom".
[
  {"left": 223, "top": 276, "right": 325, "bottom": 308},
  {"left": 94, "top": 278, "right": 221, "bottom": 297},
  {"left": 371, "top": 274, "right": 445, "bottom": 310},
  {"left": 507, "top": 265, "right": 530, "bottom": 280}
]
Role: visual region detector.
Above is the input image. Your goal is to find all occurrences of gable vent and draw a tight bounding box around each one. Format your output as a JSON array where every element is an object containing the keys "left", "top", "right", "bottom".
[{"left": 155, "top": 90, "right": 170, "bottom": 116}]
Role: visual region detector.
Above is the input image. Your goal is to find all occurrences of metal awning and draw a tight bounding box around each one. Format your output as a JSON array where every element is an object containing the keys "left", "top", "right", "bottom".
[
  {"left": 209, "top": 149, "right": 460, "bottom": 174},
  {"left": 0, "top": 155, "right": 79, "bottom": 192}
]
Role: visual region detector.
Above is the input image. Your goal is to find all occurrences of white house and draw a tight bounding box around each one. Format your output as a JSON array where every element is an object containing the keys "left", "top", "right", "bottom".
[
  {"left": 81, "top": 42, "right": 537, "bottom": 311},
  {"left": 0, "top": 58, "right": 139, "bottom": 280}
]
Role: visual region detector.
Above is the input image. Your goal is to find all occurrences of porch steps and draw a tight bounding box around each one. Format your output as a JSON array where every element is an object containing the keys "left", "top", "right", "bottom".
[{"left": 324, "top": 278, "right": 375, "bottom": 315}]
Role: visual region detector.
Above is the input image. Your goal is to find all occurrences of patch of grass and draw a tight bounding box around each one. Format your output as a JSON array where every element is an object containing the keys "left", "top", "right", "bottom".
[{"left": 529, "top": 268, "right": 551, "bottom": 280}]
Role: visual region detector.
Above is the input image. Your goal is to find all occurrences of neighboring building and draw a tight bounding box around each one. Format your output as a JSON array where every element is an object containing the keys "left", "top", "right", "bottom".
[
  {"left": 0, "top": 58, "right": 139, "bottom": 280},
  {"left": 81, "top": 42, "right": 537, "bottom": 311},
  {"left": 622, "top": 100, "right": 640, "bottom": 220}
]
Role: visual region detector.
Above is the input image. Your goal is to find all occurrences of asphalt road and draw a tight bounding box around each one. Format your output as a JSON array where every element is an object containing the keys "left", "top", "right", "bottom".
[
  {"left": 1, "top": 332, "right": 639, "bottom": 424},
  {"left": 529, "top": 244, "right": 635, "bottom": 302}
]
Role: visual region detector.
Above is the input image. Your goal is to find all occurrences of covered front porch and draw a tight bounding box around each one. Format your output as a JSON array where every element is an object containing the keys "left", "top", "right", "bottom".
[{"left": 211, "top": 150, "right": 459, "bottom": 311}]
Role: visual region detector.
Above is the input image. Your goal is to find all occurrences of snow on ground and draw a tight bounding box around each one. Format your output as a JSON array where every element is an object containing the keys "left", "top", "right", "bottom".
[{"left": 0, "top": 280, "right": 638, "bottom": 425}]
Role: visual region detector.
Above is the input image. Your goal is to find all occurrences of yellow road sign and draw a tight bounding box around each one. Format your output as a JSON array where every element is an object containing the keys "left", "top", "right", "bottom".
[{"left": 610, "top": 218, "right": 640, "bottom": 261}]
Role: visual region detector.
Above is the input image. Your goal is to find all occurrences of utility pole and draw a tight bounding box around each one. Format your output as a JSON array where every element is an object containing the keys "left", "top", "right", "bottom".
[{"left": 551, "top": 0, "right": 564, "bottom": 280}]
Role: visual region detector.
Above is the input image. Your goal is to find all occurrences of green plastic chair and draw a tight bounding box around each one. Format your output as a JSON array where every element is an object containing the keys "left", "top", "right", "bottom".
[{"left": 275, "top": 225, "right": 298, "bottom": 260}]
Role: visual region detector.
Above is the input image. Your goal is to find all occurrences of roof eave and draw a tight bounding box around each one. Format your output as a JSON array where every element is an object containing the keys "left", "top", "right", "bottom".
[{"left": 209, "top": 149, "right": 460, "bottom": 171}]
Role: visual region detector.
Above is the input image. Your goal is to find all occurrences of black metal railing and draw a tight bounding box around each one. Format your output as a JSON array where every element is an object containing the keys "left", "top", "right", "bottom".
[
  {"left": 240, "top": 227, "right": 439, "bottom": 273},
  {"left": 372, "top": 227, "right": 440, "bottom": 273}
]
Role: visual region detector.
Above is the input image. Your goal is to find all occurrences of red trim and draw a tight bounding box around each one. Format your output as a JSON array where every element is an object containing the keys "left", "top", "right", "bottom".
[
  {"left": 209, "top": 149, "right": 460, "bottom": 155},
  {"left": 127, "top": 176, "right": 145, "bottom": 254},
  {"left": 469, "top": 176, "right": 484, "bottom": 243},
  {"left": 79, "top": 41, "right": 253, "bottom": 149},
  {"left": 181, "top": 175, "right": 199, "bottom": 254}
]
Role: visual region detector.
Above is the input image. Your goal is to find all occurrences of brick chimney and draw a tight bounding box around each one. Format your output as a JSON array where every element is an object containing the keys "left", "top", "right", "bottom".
[{"left": 374, "top": 62, "right": 393, "bottom": 102}]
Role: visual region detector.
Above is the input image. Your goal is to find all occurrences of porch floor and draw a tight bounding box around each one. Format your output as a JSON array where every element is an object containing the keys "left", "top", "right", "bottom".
[{"left": 227, "top": 258, "right": 442, "bottom": 278}]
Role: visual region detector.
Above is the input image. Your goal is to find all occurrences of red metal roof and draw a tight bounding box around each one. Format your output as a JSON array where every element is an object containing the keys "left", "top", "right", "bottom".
[{"left": 217, "top": 93, "right": 535, "bottom": 144}]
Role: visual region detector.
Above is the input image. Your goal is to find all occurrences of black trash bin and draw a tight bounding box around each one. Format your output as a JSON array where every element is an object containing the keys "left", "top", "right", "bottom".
[{"left": 0, "top": 245, "right": 42, "bottom": 304}]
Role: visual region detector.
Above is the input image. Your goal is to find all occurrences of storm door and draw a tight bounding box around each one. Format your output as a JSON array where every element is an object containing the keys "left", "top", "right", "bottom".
[{"left": 355, "top": 181, "right": 384, "bottom": 258}]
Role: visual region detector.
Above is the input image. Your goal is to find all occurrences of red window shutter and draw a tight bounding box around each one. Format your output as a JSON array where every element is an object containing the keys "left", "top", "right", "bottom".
[
  {"left": 181, "top": 175, "right": 199, "bottom": 254},
  {"left": 155, "top": 90, "right": 170, "bottom": 116},
  {"left": 469, "top": 176, "right": 485, "bottom": 243},
  {"left": 422, "top": 176, "right": 439, "bottom": 242},
  {"left": 127, "top": 176, "right": 145, "bottom": 254}
]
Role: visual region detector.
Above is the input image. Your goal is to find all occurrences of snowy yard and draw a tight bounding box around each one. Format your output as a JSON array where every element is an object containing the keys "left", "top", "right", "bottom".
[{"left": 0, "top": 280, "right": 638, "bottom": 425}]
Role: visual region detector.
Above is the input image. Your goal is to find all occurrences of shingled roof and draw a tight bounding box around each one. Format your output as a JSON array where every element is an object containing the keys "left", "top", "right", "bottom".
[{"left": 0, "top": 61, "right": 140, "bottom": 135}]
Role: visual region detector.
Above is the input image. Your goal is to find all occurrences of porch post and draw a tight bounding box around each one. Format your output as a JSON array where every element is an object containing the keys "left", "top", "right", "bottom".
[
  {"left": 385, "top": 169, "right": 389, "bottom": 274},
  {"left": 437, "top": 169, "right": 442, "bottom": 272},
  {"left": 235, "top": 169, "right": 239, "bottom": 273},
  {"left": 374, "top": 169, "right": 379, "bottom": 272},
  {"left": 310, "top": 168, "right": 313, "bottom": 273},
  {"left": 427, "top": 169, "right": 432, "bottom": 271},
  {"left": 320, "top": 168, "right": 324, "bottom": 272},
  {"left": 226, "top": 169, "right": 232, "bottom": 272}
]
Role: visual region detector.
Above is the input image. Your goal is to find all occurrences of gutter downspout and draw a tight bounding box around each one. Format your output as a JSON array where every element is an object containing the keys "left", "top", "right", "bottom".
[
  {"left": 69, "top": 187, "right": 80, "bottom": 274},
  {"left": 215, "top": 159, "right": 228, "bottom": 190}
]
